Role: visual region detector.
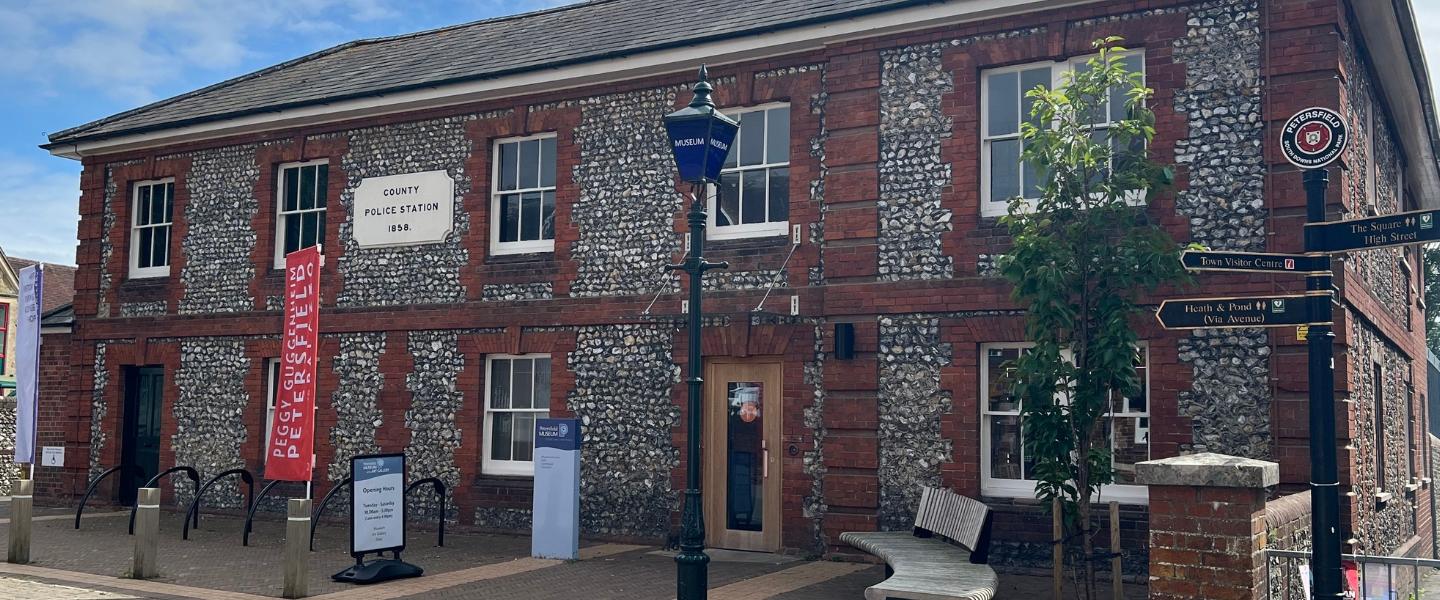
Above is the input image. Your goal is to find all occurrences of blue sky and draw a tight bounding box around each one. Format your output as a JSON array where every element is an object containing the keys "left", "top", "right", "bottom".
[
  {"left": 0, "top": 1, "right": 1437, "bottom": 265},
  {"left": 0, "top": 0, "right": 571, "bottom": 264}
]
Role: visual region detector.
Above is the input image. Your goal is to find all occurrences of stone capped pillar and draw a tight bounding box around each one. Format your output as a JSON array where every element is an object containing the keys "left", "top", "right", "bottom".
[{"left": 1137, "top": 453, "right": 1278, "bottom": 600}]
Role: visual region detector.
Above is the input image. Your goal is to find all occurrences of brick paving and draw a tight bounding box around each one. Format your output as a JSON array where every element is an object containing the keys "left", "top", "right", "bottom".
[
  {"left": 0, "top": 575, "right": 137, "bottom": 599},
  {"left": 0, "top": 507, "right": 1150, "bottom": 599}
]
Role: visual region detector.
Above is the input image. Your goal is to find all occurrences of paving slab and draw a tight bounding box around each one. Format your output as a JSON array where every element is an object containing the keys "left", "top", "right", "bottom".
[{"left": 0, "top": 505, "right": 1151, "bottom": 599}]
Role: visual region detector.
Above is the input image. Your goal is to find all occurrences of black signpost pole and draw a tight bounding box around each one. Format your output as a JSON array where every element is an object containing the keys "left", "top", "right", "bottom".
[{"left": 1303, "top": 167, "right": 1342, "bottom": 600}]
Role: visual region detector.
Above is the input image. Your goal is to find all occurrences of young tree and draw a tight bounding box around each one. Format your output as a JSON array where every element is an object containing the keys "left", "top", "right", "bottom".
[{"left": 997, "top": 38, "right": 1188, "bottom": 598}]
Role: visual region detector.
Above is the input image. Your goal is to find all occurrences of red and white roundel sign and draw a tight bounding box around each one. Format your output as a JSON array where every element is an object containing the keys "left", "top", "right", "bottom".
[{"left": 1281, "top": 107, "right": 1348, "bottom": 169}]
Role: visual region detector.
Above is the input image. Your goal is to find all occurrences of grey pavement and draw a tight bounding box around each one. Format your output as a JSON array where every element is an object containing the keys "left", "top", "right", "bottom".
[{"left": 0, "top": 506, "right": 1145, "bottom": 599}]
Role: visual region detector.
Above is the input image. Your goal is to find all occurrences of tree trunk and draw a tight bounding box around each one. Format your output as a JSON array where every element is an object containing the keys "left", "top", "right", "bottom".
[{"left": 1078, "top": 464, "right": 1096, "bottom": 600}]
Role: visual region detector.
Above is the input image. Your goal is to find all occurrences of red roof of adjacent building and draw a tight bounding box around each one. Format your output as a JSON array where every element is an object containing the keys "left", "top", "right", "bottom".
[{"left": 6, "top": 257, "right": 77, "bottom": 314}]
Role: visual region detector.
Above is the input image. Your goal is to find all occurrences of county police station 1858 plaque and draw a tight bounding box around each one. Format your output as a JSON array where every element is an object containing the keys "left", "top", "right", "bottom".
[{"left": 353, "top": 170, "right": 455, "bottom": 248}]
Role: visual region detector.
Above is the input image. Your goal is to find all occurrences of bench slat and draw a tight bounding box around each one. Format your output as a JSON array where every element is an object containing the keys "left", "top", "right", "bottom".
[
  {"left": 914, "top": 486, "right": 988, "bottom": 556},
  {"left": 842, "top": 487, "right": 997, "bottom": 599},
  {"left": 840, "top": 532, "right": 996, "bottom": 600}
]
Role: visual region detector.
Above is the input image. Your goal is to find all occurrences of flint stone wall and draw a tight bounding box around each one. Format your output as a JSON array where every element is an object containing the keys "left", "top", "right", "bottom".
[
  {"left": 877, "top": 42, "right": 954, "bottom": 281},
  {"left": 329, "top": 332, "right": 386, "bottom": 481},
  {"left": 97, "top": 160, "right": 145, "bottom": 319},
  {"left": 404, "top": 330, "right": 463, "bottom": 522},
  {"left": 569, "top": 85, "right": 687, "bottom": 297},
  {"left": 566, "top": 324, "right": 680, "bottom": 537},
  {"left": 335, "top": 118, "right": 472, "bottom": 307},
  {"left": 876, "top": 315, "right": 953, "bottom": 530},
  {"left": 1348, "top": 320, "right": 1414, "bottom": 555},
  {"left": 172, "top": 338, "right": 250, "bottom": 508},
  {"left": 180, "top": 146, "right": 262, "bottom": 314},
  {"left": 1172, "top": 0, "right": 1272, "bottom": 459},
  {"left": 1341, "top": 39, "right": 1410, "bottom": 324}
]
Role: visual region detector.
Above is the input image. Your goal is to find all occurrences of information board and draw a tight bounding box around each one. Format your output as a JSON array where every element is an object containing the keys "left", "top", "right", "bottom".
[
  {"left": 532, "top": 418, "right": 581, "bottom": 560},
  {"left": 40, "top": 446, "right": 63, "bottom": 467},
  {"left": 351, "top": 453, "right": 406, "bottom": 556}
]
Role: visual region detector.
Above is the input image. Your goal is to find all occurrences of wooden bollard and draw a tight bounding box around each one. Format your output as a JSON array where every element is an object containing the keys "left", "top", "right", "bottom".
[
  {"left": 284, "top": 498, "right": 312, "bottom": 599},
  {"left": 132, "top": 487, "right": 159, "bottom": 579},
  {"left": 8, "top": 479, "right": 33, "bottom": 564},
  {"left": 1052, "top": 498, "right": 1063, "bottom": 600}
]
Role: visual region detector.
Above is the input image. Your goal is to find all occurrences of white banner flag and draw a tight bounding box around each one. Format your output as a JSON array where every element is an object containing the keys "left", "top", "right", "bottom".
[{"left": 15, "top": 265, "right": 42, "bottom": 465}]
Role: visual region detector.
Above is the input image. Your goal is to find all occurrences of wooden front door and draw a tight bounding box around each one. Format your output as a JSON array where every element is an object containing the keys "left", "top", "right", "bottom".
[
  {"left": 703, "top": 359, "right": 782, "bottom": 552},
  {"left": 120, "top": 366, "right": 164, "bottom": 505}
]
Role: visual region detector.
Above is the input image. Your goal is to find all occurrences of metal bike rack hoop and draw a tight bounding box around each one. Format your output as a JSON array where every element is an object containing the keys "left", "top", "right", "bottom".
[
  {"left": 405, "top": 477, "right": 448, "bottom": 547},
  {"left": 75, "top": 465, "right": 124, "bottom": 530},
  {"left": 183, "top": 468, "right": 255, "bottom": 541},
  {"left": 128, "top": 466, "right": 200, "bottom": 535}
]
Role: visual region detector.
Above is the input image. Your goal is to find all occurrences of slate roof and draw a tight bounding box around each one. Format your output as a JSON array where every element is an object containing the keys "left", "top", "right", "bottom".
[
  {"left": 46, "top": 0, "right": 926, "bottom": 146},
  {"left": 5, "top": 258, "right": 77, "bottom": 315}
]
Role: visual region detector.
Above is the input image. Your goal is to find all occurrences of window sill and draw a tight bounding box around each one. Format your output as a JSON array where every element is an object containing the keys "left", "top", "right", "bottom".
[
  {"left": 490, "top": 243, "right": 555, "bottom": 257},
  {"left": 708, "top": 223, "right": 789, "bottom": 242},
  {"left": 473, "top": 474, "right": 535, "bottom": 490},
  {"left": 1404, "top": 482, "right": 1421, "bottom": 494},
  {"left": 1375, "top": 491, "right": 1394, "bottom": 507},
  {"left": 485, "top": 251, "right": 558, "bottom": 266},
  {"left": 981, "top": 484, "right": 1148, "bottom": 506},
  {"left": 120, "top": 276, "right": 170, "bottom": 288},
  {"left": 127, "top": 270, "right": 171, "bottom": 281}
]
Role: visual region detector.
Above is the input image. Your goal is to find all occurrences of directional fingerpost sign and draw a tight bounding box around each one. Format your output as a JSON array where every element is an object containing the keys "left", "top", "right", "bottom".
[
  {"left": 1180, "top": 250, "right": 1327, "bottom": 274},
  {"left": 1156, "top": 295, "right": 1317, "bottom": 330},
  {"left": 1305, "top": 208, "right": 1440, "bottom": 253},
  {"left": 1281, "top": 107, "right": 1348, "bottom": 169}
]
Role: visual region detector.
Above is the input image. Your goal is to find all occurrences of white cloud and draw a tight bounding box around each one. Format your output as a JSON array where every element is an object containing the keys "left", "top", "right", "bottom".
[
  {"left": 0, "top": 0, "right": 370, "bottom": 104},
  {"left": 0, "top": 154, "right": 81, "bottom": 265}
]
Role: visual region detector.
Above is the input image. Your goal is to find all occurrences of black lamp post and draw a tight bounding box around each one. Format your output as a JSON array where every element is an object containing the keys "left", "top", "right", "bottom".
[{"left": 663, "top": 65, "right": 737, "bottom": 600}]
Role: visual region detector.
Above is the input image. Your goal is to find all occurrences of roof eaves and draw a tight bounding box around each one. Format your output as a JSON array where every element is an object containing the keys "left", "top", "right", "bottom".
[
  {"left": 46, "top": 39, "right": 369, "bottom": 144},
  {"left": 44, "top": 0, "right": 943, "bottom": 148},
  {"left": 1392, "top": 0, "right": 1440, "bottom": 179}
]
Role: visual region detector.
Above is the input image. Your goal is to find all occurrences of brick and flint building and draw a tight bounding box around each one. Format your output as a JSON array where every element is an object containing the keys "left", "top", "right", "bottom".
[{"left": 36, "top": 0, "right": 1440, "bottom": 571}]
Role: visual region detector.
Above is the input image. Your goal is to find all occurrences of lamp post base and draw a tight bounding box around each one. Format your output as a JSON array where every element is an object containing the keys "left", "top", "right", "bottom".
[{"left": 675, "top": 547, "right": 710, "bottom": 599}]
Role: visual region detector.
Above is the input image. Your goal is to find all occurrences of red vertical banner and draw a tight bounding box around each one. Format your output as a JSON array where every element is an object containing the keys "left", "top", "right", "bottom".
[{"left": 266, "top": 245, "right": 322, "bottom": 481}]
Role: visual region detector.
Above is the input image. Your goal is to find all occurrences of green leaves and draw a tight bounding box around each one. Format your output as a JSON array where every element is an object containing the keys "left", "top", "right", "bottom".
[{"left": 1000, "top": 38, "right": 1186, "bottom": 545}]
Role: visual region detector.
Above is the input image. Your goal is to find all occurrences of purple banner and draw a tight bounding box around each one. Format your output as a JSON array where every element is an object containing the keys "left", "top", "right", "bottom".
[{"left": 15, "top": 265, "right": 41, "bottom": 465}]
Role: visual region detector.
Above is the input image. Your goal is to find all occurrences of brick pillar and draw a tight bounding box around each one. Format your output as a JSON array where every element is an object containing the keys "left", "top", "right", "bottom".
[{"left": 1136, "top": 453, "right": 1278, "bottom": 600}]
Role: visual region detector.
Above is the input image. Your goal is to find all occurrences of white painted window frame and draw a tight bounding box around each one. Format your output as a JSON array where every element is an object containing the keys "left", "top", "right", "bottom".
[
  {"left": 490, "top": 132, "right": 557, "bottom": 256},
  {"left": 709, "top": 102, "right": 791, "bottom": 240},
  {"left": 979, "top": 342, "right": 1150, "bottom": 505},
  {"left": 482, "top": 353, "right": 552, "bottom": 477},
  {"left": 129, "top": 178, "right": 175, "bottom": 278},
  {"left": 980, "top": 51, "right": 1146, "bottom": 217},
  {"left": 263, "top": 358, "right": 281, "bottom": 451},
  {"left": 273, "top": 159, "right": 330, "bottom": 269}
]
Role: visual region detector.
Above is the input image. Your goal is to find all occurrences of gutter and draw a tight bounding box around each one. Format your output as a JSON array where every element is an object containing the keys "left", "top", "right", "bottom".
[
  {"left": 1392, "top": 0, "right": 1440, "bottom": 186},
  {"left": 42, "top": 0, "right": 955, "bottom": 151}
]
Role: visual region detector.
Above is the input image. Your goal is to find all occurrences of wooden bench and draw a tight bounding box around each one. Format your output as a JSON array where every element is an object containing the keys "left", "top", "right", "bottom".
[{"left": 841, "top": 486, "right": 998, "bottom": 600}]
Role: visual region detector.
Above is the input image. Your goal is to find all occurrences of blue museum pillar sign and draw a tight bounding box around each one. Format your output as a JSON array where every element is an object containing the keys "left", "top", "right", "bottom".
[
  {"left": 351, "top": 454, "right": 406, "bottom": 556},
  {"left": 532, "top": 418, "right": 581, "bottom": 560}
]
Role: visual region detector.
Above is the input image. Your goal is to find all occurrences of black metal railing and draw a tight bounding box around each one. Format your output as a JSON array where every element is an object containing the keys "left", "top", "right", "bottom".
[
  {"left": 1267, "top": 548, "right": 1439, "bottom": 599},
  {"left": 405, "top": 477, "right": 447, "bottom": 547},
  {"left": 128, "top": 466, "right": 200, "bottom": 535},
  {"left": 75, "top": 465, "right": 124, "bottom": 529},
  {"left": 244, "top": 479, "right": 305, "bottom": 546},
  {"left": 182, "top": 468, "right": 255, "bottom": 540},
  {"left": 310, "top": 476, "right": 353, "bottom": 551}
]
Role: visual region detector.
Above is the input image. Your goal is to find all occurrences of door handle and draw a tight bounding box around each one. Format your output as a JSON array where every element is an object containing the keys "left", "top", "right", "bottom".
[{"left": 762, "top": 440, "right": 769, "bottom": 479}]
